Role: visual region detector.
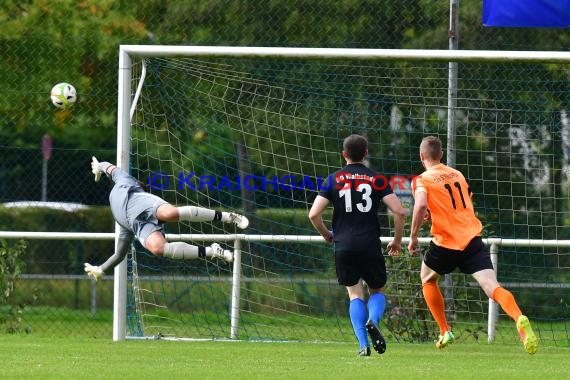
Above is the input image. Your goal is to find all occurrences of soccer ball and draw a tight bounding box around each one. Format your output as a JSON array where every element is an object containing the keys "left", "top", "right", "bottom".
[{"left": 50, "top": 83, "right": 77, "bottom": 109}]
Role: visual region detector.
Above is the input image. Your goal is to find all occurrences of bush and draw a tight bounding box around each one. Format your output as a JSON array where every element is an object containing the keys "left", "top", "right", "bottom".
[
  {"left": 0, "top": 239, "right": 28, "bottom": 333},
  {"left": 0, "top": 205, "right": 114, "bottom": 274}
]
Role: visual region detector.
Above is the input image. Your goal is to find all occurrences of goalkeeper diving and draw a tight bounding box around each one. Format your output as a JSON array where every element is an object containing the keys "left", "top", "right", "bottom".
[{"left": 84, "top": 157, "right": 249, "bottom": 281}]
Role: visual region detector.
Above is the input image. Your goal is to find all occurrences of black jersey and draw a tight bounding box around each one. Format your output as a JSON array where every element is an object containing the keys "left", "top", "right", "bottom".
[{"left": 319, "top": 163, "right": 393, "bottom": 251}]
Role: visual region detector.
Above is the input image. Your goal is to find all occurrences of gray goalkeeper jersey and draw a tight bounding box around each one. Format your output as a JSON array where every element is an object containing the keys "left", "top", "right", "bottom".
[{"left": 109, "top": 168, "right": 166, "bottom": 240}]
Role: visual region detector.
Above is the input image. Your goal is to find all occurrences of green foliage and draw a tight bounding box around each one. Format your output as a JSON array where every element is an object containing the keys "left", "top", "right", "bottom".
[
  {"left": 2, "top": 0, "right": 570, "bottom": 343},
  {"left": 384, "top": 255, "right": 432, "bottom": 343},
  {"left": 2, "top": 2, "right": 569, "bottom": 238},
  {"left": 0, "top": 206, "right": 114, "bottom": 274},
  {"left": 241, "top": 208, "right": 332, "bottom": 274},
  {"left": 0, "top": 239, "right": 29, "bottom": 333},
  {"left": 0, "top": 239, "right": 26, "bottom": 300},
  {"left": 0, "top": 0, "right": 149, "bottom": 150}
]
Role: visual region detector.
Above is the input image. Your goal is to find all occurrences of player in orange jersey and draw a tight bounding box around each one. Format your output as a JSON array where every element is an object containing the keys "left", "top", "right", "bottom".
[{"left": 407, "top": 135, "right": 538, "bottom": 354}]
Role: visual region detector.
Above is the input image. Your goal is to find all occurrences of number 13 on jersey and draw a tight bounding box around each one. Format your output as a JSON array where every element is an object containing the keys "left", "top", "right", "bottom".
[{"left": 339, "top": 183, "right": 373, "bottom": 212}]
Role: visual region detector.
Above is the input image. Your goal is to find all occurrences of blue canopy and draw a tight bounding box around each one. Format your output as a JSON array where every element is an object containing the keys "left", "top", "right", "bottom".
[{"left": 483, "top": 0, "right": 570, "bottom": 28}]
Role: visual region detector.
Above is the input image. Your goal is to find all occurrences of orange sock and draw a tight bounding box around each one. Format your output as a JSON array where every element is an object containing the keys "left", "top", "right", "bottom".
[
  {"left": 422, "top": 280, "right": 450, "bottom": 335},
  {"left": 492, "top": 286, "right": 522, "bottom": 321}
]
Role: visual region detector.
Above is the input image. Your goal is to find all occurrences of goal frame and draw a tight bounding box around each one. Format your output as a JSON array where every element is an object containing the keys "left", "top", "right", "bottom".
[{"left": 114, "top": 45, "right": 570, "bottom": 341}]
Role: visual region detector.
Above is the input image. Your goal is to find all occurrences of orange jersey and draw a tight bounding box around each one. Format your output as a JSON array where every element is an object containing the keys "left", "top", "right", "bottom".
[{"left": 413, "top": 163, "right": 482, "bottom": 250}]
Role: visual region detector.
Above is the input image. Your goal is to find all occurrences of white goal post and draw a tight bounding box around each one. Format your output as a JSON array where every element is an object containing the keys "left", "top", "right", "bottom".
[{"left": 114, "top": 45, "right": 570, "bottom": 343}]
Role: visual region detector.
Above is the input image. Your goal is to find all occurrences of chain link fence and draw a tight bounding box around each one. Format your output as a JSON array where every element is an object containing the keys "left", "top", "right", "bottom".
[{"left": 1, "top": 1, "right": 569, "bottom": 337}]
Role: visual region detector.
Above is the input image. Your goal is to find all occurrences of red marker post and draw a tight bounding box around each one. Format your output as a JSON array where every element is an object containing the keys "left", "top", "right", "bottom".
[{"left": 41, "top": 134, "right": 53, "bottom": 201}]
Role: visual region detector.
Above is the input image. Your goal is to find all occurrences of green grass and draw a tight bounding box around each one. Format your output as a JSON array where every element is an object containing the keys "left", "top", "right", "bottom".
[
  {"left": 10, "top": 305, "right": 570, "bottom": 347},
  {"left": 1, "top": 335, "right": 568, "bottom": 380}
]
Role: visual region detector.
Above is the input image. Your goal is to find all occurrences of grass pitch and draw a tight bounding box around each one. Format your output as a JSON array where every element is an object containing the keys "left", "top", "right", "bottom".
[{"left": 1, "top": 335, "right": 568, "bottom": 380}]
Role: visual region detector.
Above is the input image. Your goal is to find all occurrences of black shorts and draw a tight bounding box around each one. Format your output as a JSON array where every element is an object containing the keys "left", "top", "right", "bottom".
[
  {"left": 335, "top": 246, "right": 387, "bottom": 288},
  {"left": 424, "top": 236, "right": 494, "bottom": 275}
]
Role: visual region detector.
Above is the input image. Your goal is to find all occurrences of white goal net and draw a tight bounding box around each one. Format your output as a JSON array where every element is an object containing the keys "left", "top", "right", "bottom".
[{"left": 115, "top": 46, "right": 570, "bottom": 346}]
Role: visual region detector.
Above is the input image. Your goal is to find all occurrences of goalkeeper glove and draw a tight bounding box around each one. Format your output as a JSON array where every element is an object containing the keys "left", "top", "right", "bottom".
[
  {"left": 84, "top": 263, "right": 104, "bottom": 281},
  {"left": 91, "top": 156, "right": 113, "bottom": 182}
]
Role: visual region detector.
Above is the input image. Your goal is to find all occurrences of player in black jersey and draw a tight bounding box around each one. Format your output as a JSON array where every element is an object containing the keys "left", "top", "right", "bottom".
[{"left": 309, "top": 134, "right": 405, "bottom": 356}]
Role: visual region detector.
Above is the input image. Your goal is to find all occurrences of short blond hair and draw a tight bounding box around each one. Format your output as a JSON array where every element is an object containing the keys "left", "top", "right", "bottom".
[{"left": 420, "top": 136, "right": 443, "bottom": 161}]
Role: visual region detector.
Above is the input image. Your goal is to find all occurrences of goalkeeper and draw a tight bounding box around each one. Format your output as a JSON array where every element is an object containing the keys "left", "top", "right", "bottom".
[{"left": 84, "top": 157, "right": 249, "bottom": 281}]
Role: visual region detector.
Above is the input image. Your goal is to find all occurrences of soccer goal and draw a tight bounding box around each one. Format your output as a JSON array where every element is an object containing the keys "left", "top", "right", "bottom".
[{"left": 114, "top": 45, "right": 570, "bottom": 346}]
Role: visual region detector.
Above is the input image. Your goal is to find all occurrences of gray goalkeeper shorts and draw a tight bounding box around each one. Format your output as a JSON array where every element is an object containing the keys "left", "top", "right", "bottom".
[{"left": 127, "top": 192, "right": 168, "bottom": 246}]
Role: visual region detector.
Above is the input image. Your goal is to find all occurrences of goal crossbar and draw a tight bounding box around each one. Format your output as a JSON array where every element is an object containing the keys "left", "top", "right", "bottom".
[{"left": 120, "top": 45, "right": 570, "bottom": 63}]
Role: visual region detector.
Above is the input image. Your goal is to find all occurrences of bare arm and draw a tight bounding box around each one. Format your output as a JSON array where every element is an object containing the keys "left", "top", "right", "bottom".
[
  {"left": 382, "top": 193, "right": 406, "bottom": 256},
  {"left": 408, "top": 190, "right": 428, "bottom": 256},
  {"left": 308, "top": 195, "right": 333, "bottom": 243}
]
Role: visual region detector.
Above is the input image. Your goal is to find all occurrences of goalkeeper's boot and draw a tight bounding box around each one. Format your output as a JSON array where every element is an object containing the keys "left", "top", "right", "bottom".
[
  {"left": 210, "top": 243, "right": 233, "bottom": 263},
  {"left": 84, "top": 263, "right": 103, "bottom": 281},
  {"left": 516, "top": 315, "right": 538, "bottom": 355},
  {"left": 365, "top": 320, "right": 386, "bottom": 354},
  {"left": 91, "top": 156, "right": 102, "bottom": 182},
  {"left": 358, "top": 347, "right": 371, "bottom": 357},
  {"left": 435, "top": 330, "right": 455, "bottom": 349},
  {"left": 227, "top": 212, "right": 249, "bottom": 229}
]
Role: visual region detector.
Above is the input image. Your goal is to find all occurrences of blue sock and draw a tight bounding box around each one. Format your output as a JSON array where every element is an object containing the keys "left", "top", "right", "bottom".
[
  {"left": 368, "top": 292, "right": 386, "bottom": 326},
  {"left": 349, "top": 298, "right": 369, "bottom": 349}
]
